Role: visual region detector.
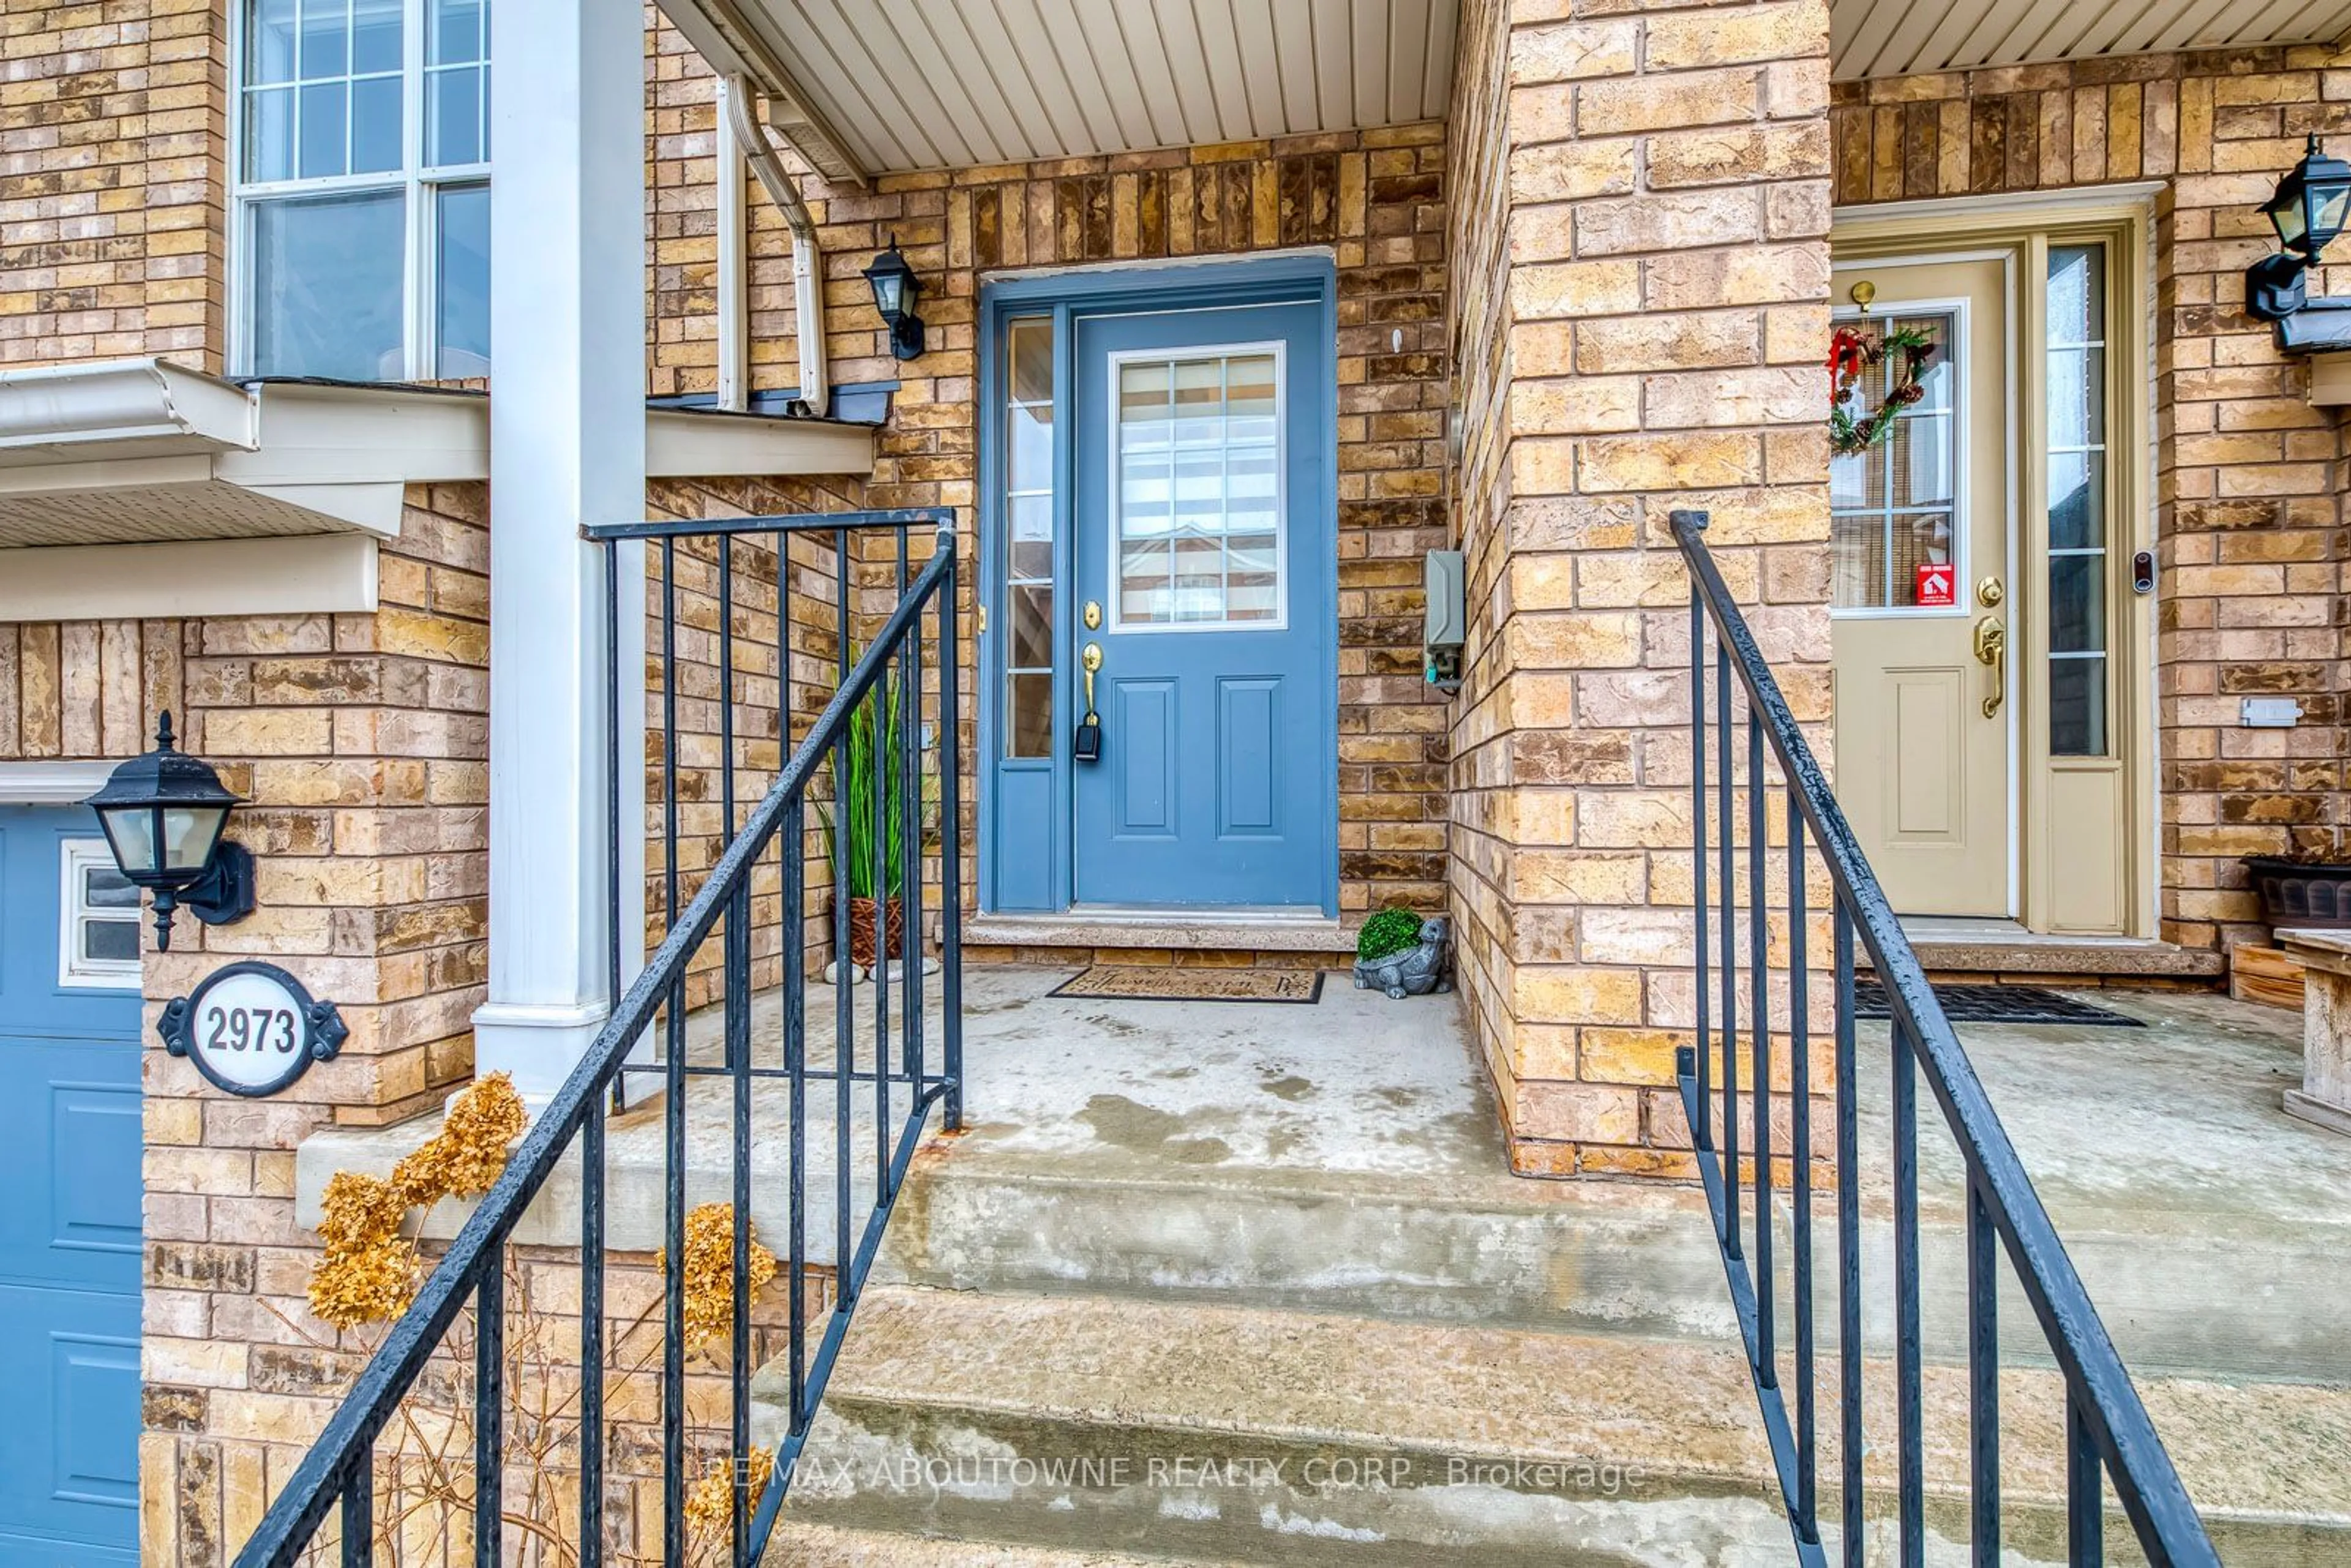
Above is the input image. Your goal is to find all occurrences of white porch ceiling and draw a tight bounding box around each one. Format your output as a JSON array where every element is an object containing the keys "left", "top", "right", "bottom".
[
  {"left": 1834, "top": 0, "right": 2351, "bottom": 80},
  {"left": 664, "top": 0, "right": 1460, "bottom": 181}
]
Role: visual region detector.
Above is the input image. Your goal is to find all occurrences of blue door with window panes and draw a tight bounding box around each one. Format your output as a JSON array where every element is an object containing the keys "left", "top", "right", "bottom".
[
  {"left": 1068, "top": 299, "right": 1335, "bottom": 910},
  {"left": 0, "top": 808, "right": 143, "bottom": 1566}
]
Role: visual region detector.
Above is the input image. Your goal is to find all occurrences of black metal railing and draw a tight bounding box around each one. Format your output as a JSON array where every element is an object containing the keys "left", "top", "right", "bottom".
[
  {"left": 1670, "top": 510, "right": 2216, "bottom": 1567},
  {"left": 236, "top": 508, "right": 963, "bottom": 1567}
]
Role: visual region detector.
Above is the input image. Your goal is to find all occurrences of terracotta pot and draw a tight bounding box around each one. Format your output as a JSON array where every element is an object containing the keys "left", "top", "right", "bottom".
[{"left": 847, "top": 896, "right": 905, "bottom": 967}]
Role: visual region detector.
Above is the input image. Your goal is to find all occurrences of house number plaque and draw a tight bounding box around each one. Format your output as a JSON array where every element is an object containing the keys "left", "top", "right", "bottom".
[{"left": 159, "top": 961, "right": 347, "bottom": 1097}]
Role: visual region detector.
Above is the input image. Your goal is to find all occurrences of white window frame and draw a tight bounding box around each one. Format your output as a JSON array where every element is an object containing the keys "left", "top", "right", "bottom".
[
  {"left": 58, "top": 839, "right": 142, "bottom": 991},
  {"left": 1103, "top": 339, "right": 1291, "bottom": 636},
  {"left": 1826, "top": 294, "right": 1972, "bottom": 622},
  {"left": 227, "top": 0, "right": 490, "bottom": 381}
]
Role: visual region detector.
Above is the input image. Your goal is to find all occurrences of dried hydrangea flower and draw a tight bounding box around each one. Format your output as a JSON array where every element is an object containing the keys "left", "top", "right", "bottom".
[
  {"left": 684, "top": 1447, "right": 776, "bottom": 1537},
  {"left": 656, "top": 1201, "right": 779, "bottom": 1354},
  {"left": 392, "top": 1071, "right": 527, "bottom": 1204}
]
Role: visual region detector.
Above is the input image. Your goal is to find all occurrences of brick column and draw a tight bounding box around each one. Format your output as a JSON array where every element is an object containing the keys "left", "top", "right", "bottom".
[
  {"left": 140, "top": 487, "right": 490, "bottom": 1559},
  {"left": 1446, "top": 0, "right": 1835, "bottom": 1177}
]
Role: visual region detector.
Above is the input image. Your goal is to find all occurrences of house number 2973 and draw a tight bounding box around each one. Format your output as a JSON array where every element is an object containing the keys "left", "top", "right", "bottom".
[{"left": 160, "top": 961, "right": 347, "bottom": 1098}]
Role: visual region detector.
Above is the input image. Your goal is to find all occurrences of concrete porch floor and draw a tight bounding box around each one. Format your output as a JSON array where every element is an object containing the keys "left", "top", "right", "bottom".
[
  {"left": 296, "top": 964, "right": 2351, "bottom": 1557},
  {"left": 771, "top": 967, "right": 2351, "bottom": 1563}
]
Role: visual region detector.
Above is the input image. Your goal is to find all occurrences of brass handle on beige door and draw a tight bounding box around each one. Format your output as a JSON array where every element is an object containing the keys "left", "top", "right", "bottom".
[{"left": 1972, "top": 615, "right": 2006, "bottom": 719}]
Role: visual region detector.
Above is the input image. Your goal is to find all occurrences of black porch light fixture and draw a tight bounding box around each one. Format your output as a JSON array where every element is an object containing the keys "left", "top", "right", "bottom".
[
  {"left": 81, "top": 711, "right": 255, "bottom": 951},
  {"left": 862, "top": 234, "right": 926, "bottom": 361},
  {"left": 2248, "top": 134, "right": 2351, "bottom": 322}
]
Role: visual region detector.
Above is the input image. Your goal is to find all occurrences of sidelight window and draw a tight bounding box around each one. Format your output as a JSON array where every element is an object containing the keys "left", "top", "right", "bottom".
[
  {"left": 2047, "top": 244, "right": 2110, "bottom": 757},
  {"left": 1000, "top": 317, "right": 1057, "bottom": 759}
]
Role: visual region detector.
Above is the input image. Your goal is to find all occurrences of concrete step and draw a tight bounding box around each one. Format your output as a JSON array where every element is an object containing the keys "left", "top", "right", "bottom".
[
  {"left": 765, "top": 1519, "right": 1239, "bottom": 1566},
  {"left": 759, "top": 1286, "right": 2351, "bottom": 1568},
  {"left": 761, "top": 1284, "right": 1799, "bottom": 1567},
  {"left": 876, "top": 1141, "right": 1741, "bottom": 1342}
]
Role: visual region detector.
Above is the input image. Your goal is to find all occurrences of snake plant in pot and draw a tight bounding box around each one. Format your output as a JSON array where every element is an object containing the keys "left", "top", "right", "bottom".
[{"left": 820, "top": 659, "right": 911, "bottom": 969}]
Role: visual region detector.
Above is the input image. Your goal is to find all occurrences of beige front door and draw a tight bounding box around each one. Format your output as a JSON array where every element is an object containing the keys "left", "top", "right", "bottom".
[{"left": 1829, "top": 255, "right": 2012, "bottom": 918}]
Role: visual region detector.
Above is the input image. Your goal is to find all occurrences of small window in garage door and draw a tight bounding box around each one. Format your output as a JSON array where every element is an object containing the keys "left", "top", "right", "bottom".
[{"left": 58, "top": 840, "right": 141, "bottom": 989}]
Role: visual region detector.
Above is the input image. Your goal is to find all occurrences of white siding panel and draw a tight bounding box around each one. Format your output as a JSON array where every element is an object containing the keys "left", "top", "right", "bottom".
[
  {"left": 1270, "top": 3, "right": 1319, "bottom": 133},
  {"left": 1834, "top": 0, "right": 2351, "bottom": 75},
  {"left": 1354, "top": 0, "right": 1392, "bottom": 128},
  {"left": 1070, "top": 0, "right": 1171, "bottom": 151},
  {"left": 1313, "top": 2, "right": 1357, "bottom": 129},
  {"left": 1228, "top": 1, "right": 1288, "bottom": 136},
  {"left": 689, "top": 0, "right": 1460, "bottom": 176},
  {"left": 1150, "top": 0, "right": 1224, "bottom": 147},
  {"left": 1422, "top": 0, "right": 1457, "bottom": 121}
]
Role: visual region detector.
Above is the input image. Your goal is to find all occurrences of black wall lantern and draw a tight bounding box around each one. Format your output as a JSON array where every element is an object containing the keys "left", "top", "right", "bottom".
[
  {"left": 2248, "top": 133, "right": 2351, "bottom": 323},
  {"left": 82, "top": 712, "right": 255, "bottom": 951},
  {"left": 863, "top": 235, "right": 925, "bottom": 361}
]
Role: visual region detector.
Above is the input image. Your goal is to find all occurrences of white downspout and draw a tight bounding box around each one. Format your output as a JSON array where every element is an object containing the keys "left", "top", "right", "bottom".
[
  {"left": 721, "top": 73, "right": 830, "bottom": 419},
  {"left": 713, "top": 75, "right": 749, "bottom": 413}
]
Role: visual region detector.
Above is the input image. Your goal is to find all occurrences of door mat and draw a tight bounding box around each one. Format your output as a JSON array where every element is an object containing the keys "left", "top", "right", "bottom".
[
  {"left": 1050, "top": 966, "right": 1325, "bottom": 1005},
  {"left": 1855, "top": 981, "right": 2143, "bottom": 1027}
]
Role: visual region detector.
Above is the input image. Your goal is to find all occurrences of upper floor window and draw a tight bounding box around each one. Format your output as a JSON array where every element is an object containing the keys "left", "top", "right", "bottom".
[{"left": 236, "top": 0, "right": 490, "bottom": 380}]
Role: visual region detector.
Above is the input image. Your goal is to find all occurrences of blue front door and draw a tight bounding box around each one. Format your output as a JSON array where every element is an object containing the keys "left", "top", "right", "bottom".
[
  {"left": 0, "top": 807, "right": 143, "bottom": 1566},
  {"left": 1068, "top": 299, "right": 1335, "bottom": 910}
]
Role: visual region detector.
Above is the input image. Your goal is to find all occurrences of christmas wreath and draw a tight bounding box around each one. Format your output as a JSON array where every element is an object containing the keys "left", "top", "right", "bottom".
[{"left": 1827, "top": 324, "right": 1935, "bottom": 457}]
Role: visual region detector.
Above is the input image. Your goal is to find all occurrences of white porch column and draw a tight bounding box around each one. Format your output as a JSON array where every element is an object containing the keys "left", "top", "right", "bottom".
[{"left": 472, "top": 0, "right": 647, "bottom": 1102}]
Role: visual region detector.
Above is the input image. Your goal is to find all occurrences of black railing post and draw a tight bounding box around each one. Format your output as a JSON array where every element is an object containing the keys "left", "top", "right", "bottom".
[
  {"left": 787, "top": 790, "right": 810, "bottom": 1435},
  {"left": 1835, "top": 896, "right": 1862, "bottom": 1568},
  {"left": 939, "top": 528, "right": 964, "bottom": 1131},
  {"left": 726, "top": 877, "right": 752, "bottom": 1563},
  {"left": 474, "top": 1263, "right": 502, "bottom": 1568},
  {"left": 1748, "top": 702, "right": 1773, "bottom": 1388},
  {"left": 1788, "top": 786, "right": 1815, "bottom": 1541},
  {"left": 1689, "top": 532, "right": 1712, "bottom": 1153},
  {"left": 1894, "top": 1015, "right": 1924, "bottom": 1568},
  {"left": 2069, "top": 1396, "right": 2105, "bottom": 1566},
  {"left": 1718, "top": 633, "right": 1739, "bottom": 1258},
  {"left": 1970, "top": 1174, "right": 2001, "bottom": 1566},
  {"left": 340, "top": 1465, "right": 370, "bottom": 1568}
]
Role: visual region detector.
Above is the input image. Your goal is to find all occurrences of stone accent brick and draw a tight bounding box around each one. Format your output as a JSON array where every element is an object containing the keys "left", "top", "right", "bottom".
[
  {"left": 1446, "top": 0, "right": 1835, "bottom": 1177},
  {"left": 1832, "top": 49, "right": 2351, "bottom": 950}
]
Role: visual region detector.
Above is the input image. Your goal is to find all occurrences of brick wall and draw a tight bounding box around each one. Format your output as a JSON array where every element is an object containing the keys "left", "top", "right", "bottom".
[
  {"left": 135, "top": 484, "right": 489, "bottom": 1562},
  {"left": 1832, "top": 48, "right": 2351, "bottom": 950},
  {"left": 639, "top": 474, "right": 866, "bottom": 1008},
  {"left": 1445, "top": 0, "right": 1837, "bottom": 1177},
  {"left": 0, "top": 0, "right": 225, "bottom": 368}
]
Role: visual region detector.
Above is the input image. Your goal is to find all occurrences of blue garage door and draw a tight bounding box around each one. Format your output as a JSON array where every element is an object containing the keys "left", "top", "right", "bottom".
[{"left": 0, "top": 806, "right": 143, "bottom": 1565}]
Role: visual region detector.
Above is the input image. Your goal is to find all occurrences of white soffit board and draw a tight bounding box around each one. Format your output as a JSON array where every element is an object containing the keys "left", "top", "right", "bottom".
[
  {"left": 0, "top": 359, "right": 877, "bottom": 551},
  {"left": 1834, "top": 0, "right": 2351, "bottom": 79},
  {"left": 669, "top": 0, "right": 1460, "bottom": 177},
  {"left": 0, "top": 535, "right": 380, "bottom": 622}
]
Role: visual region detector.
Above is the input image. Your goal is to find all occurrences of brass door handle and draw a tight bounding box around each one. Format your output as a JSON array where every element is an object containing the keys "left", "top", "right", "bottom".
[
  {"left": 1972, "top": 615, "right": 2006, "bottom": 719},
  {"left": 1074, "top": 643, "right": 1103, "bottom": 762}
]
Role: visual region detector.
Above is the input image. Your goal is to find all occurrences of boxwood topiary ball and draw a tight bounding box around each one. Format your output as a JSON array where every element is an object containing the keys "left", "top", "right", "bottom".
[{"left": 1357, "top": 907, "right": 1423, "bottom": 964}]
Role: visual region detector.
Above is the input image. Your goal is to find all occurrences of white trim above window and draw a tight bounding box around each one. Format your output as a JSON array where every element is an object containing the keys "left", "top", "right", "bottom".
[
  {"left": 230, "top": 0, "right": 491, "bottom": 380},
  {"left": 59, "top": 838, "right": 143, "bottom": 989},
  {"left": 0, "top": 762, "right": 120, "bottom": 806}
]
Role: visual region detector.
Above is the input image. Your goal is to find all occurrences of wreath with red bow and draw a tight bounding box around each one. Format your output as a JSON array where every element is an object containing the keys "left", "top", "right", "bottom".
[{"left": 1827, "top": 324, "right": 1936, "bottom": 457}]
